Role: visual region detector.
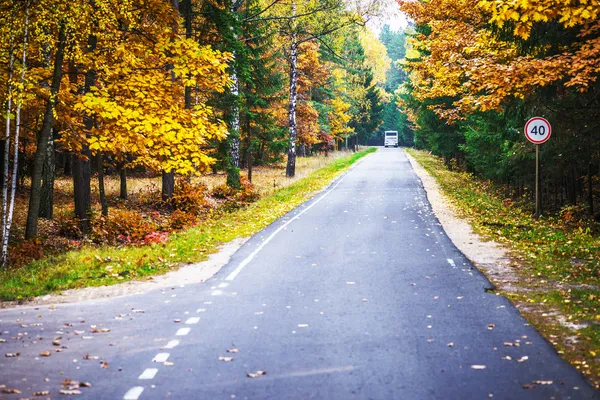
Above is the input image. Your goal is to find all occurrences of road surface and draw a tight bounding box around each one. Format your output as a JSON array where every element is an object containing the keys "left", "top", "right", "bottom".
[{"left": 0, "top": 148, "right": 596, "bottom": 399}]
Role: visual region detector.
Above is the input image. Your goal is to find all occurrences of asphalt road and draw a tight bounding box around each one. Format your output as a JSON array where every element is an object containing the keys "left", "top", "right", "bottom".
[{"left": 0, "top": 148, "right": 597, "bottom": 399}]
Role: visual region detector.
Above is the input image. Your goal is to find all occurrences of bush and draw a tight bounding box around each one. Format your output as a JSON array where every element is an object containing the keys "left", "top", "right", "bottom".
[
  {"left": 55, "top": 211, "right": 83, "bottom": 239},
  {"left": 211, "top": 183, "right": 237, "bottom": 199},
  {"left": 91, "top": 209, "right": 159, "bottom": 245},
  {"left": 169, "top": 209, "right": 198, "bottom": 230},
  {"left": 167, "top": 179, "right": 210, "bottom": 214}
]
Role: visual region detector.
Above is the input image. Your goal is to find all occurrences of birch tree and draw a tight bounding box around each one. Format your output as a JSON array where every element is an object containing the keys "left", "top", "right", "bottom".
[{"left": 268, "top": 0, "right": 381, "bottom": 177}]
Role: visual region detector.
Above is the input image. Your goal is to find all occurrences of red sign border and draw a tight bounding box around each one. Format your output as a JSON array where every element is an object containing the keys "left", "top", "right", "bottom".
[{"left": 524, "top": 117, "right": 552, "bottom": 144}]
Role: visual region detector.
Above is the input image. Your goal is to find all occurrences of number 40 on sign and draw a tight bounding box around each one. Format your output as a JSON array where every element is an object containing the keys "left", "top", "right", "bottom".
[{"left": 525, "top": 117, "right": 551, "bottom": 144}]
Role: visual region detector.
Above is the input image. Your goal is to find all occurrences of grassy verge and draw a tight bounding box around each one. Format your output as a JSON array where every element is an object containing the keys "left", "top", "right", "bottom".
[
  {"left": 0, "top": 147, "right": 376, "bottom": 302},
  {"left": 407, "top": 148, "right": 600, "bottom": 387}
]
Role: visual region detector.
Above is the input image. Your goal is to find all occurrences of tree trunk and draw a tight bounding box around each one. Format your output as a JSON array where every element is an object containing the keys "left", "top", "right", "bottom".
[
  {"left": 25, "top": 25, "right": 66, "bottom": 239},
  {"left": 63, "top": 152, "right": 72, "bottom": 175},
  {"left": 286, "top": 37, "right": 299, "bottom": 178},
  {"left": 39, "top": 129, "right": 55, "bottom": 219},
  {"left": 72, "top": 34, "right": 97, "bottom": 234},
  {"left": 72, "top": 150, "right": 91, "bottom": 233},
  {"left": 120, "top": 167, "right": 127, "bottom": 200},
  {"left": 589, "top": 163, "right": 594, "bottom": 216},
  {"left": 2, "top": 43, "right": 14, "bottom": 245},
  {"left": 226, "top": 1, "right": 242, "bottom": 188},
  {"left": 97, "top": 153, "right": 108, "bottom": 216},
  {"left": 162, "top": 171, "right": 175, "bottom": 202},
  {"left": 246, "top": 113, "right": 252, "bottom": 183}
]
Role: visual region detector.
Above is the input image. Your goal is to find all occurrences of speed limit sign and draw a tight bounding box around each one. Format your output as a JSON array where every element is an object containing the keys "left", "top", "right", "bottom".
[{"left": 525, "top": 117, "right": 551, "bottom": 144}]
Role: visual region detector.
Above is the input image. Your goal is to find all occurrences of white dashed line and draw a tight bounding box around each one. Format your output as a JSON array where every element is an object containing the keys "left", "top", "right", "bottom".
[
  {"left": 176, "top": 328, "right": 191, "bottom": 336},
  {"left": 185, "top": 317, "right": 200, "bottom": 325},
  {"left": 212, "top": 290, "right": 223, "bottom": 296},
  {"left": 196, "top": 308, "right": 207, "bottom": 313},
  {"left": 218, "top": 282, "right": 229, "bottom": 288},
  {"left": 225, "top": 162, "right": 364, "bottom": 282},
  {"left": 123, "top": 386, "right": 144, "bottom": 400},
  {"left": 152, "top": 353, "right": 170, "bottom": 363},
  {"left": 164, "top": 340, "right": 180, "bottom": 349},
  {"left": 138, "top": 368, "right": 158, "bottom": 380}
]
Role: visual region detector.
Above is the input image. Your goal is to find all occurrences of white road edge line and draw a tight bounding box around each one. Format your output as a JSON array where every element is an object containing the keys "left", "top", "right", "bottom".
[
  {"left": 123, "top": 386, "right": 144, "bottom": 400},
  {"left": 138, "top": 368, "right": 158, "bottom": 380},
  {"left": 225, "top": 157, "right": 366, "bottom": 282}
]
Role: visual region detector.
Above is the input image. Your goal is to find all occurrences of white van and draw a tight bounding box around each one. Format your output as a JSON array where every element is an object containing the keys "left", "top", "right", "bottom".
[{"left": 384, "top": 131, "right": 398, "bottom": 147}]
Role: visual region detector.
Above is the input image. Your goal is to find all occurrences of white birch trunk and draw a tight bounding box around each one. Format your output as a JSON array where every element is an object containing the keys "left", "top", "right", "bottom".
[
  {"left": 2, "top": 7, "right": 29, "bottom": 265},
  {"left": 229, "top": 1, "right": 242, "bottom": 170},
  {"left": 1, "top": 42, "right": 15, "bottom": 255},
  {"left": 230, "top": 62, "right": 241, "bottom": 168},
  {"left": 285, "top": 36, "right": 299, "bottom": 177}
]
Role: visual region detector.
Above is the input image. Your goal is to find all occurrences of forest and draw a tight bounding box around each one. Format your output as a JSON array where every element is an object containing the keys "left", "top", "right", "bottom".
[
  {"left": 0, "top": 0, "right": 409, "bottom": 268},
  {"left": 397, "top": 0, "right": 600, "bottom": 221}
]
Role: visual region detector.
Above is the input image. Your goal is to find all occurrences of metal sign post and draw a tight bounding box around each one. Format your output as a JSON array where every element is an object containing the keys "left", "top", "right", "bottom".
[{"left": 525, "top": 117, "right": 551, "bottom": 219}]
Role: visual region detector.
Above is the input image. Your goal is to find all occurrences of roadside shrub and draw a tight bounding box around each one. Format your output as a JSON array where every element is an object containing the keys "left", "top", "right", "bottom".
[
  {"left": 55, "top": 211, "right": 83, "bottom": 239},
  {"left": 211, "top": 183, "right": 236, "bottom": 199},
  {"left": 238, "top": 177, "right": 259, "bottom": 204},
  {"left": 91, "top": 209, "right": 158, "bottom": 245},
  {"left": 169, "top": 209, "right": 198, "bottom": 230},
  {"left": 167, "top": 179, "right": 210, "bottom": 214}
]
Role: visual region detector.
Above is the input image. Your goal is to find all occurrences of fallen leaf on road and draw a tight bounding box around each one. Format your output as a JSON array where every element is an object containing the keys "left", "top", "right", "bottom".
[
  {"left": 297, "top": 324, "right": 309, "bottom": 328},
  {"left": 73, "top": 330, "right": 85, "bottom": 335},
  {"left": 83, "top": 355, "right": 99, "bottom": 360},
  {"left": 5, "top": 352, "right": 20, "bottom": 357},
  {"left": 34, "top": 390, "right": 50, "bottom": 395},
  {"left": 488, "top": 324, "right": 495, "bottom": 330},
  {"left": 219, "top": 356, "right": 234, "bottom": 362},
  {"left": 131, "top": 309, "right": 145, "bottom": 313},
  {"left": 522, "top": 384, "right": 536, "bottom": 389},
  {"left": 534, "top": 381, "right": 553, "bottom": 385},
  {"left": 227, "top": 349, "right": 240, "bottom": 353},
  {"left": 79, "top": 382, "right": 92, "bottom": 388},
  {"left": 447, "top": 342, "right": 454, "bottom": 347},
  {"left": 361, "top": 299, "right": 368, "bottom": 302},
  {"left": 503, "top": 342, "right": 519, "bottom": 347},
  {"left": 516, "top": 356, "right": 529, "bottom": 363},
  {"left": 60, "top": 389, "right": 82, "bottom": 395},
  {"left": 52, "top": 340, "right": 61, "bottom": 346},
  {"left": 346, "top": 282, "right": 355, "bottom": 285},
  {"left": 457, "top": 296, "right": 463, "bottom": 300},
  {"left": 90, "top": 328, "right": 110, "bottom": 333},
  {"left": 0, "top": 338, "right": 5, "bottom": 343},
  {"left": 502, "top": 356, "right": 512, "bottom": 360},
  {"left": 164, "top": 362, "right": 174, "bottom": 366},
  {"left": 100, "top": 361, "right": 109, "bottom": 369},
  {"left": 471, "top": 365, "right": 486, "bottom": 370},
  {"left": 40, "top": 351, "right": 51, "bottom": 357},
  {"left": 1, "top": 388, "right": 21, "bottom": 394},
  {"left": 173, "top": 319, "right": 181, "bottom": 323},
  {"left": 247, "top": 371, "right": 267, "bottom": 378}
]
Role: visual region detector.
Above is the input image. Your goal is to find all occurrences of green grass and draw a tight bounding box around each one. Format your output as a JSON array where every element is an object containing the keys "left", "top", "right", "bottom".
[
  {"left": 407, "top": 148, "right": 600, "bottom": 387},
  {"left": 0, "top": 147, "right": 376, "bottom": 301}
]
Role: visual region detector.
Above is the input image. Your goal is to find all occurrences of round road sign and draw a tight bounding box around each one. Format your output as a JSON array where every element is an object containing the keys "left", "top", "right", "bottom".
[{"left": 524, "top": 117, "right": 551, "bottom": 144}]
